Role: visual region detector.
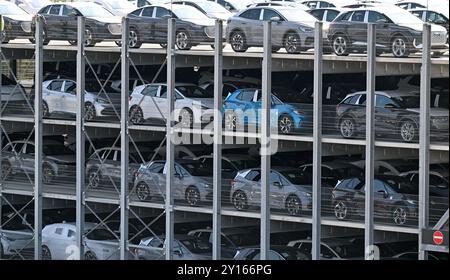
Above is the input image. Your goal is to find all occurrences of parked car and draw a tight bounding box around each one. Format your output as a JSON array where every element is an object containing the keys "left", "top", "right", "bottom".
[
  {"left": 0, "top": 74, "right": 30, "bottom": 110},
  {"left": 34, "top": 2, "right": 122, "bottom": 46},
  {"left": 409, "top": 8, "right": 449, "bottom": 42},
  {"left": 10, "top": 0, "right": 51, "bottom": 15},
  {"left": 222, "top": 88, "right": 307, "bottom": 134},
  {"left": 81, "top": 0, "right": 137, "bottom": 16},
  {"left": 170, "top": 0, "right": 233, "bottom": 20},
  {"left": 287, "top": 237, "right": 364, "bottom": 259},
  {"left": 128, "top": 83, "right": 214, "bottom": 127},
  {"left": 350, "top": 159, "right": 419, "bottom": 175},
  {"left": 127, "top": 4, "right": 220, "bottom": 49},
  {"left": 390, "top": 251, "right": 448, "bottom": 260},
  {"left": 335, "top": 91, "right": 449, "bottom": 142},
  {"left": 0, "top": 209, "right": 34, "bottom": 259},
  {"left": 136, "top": 234, "right": 212, "bottom": 260},
  {"left": 301, "top": 0, "right": 338, "bottom": 9},
  {"left": 42, "top": 222, "right": 125, "bottom": 260},
  {"left": 298, "top": 161, "right": 364, "bottom": 187},
  {"left": 328, "top": 6, "right": 448, "bottom": 57},
  {"left": 308, "top": 7, "right": 344, "bottom": 21},
  {"left": 226, "top": 6, "right": 316, "bottom": 54},
  {"left": 199, "top": 80, "right": 260, "bottom": 99},
  {"left": 42, "top": 79, "right": 120, "bottom": 120},
  {"left": 0, "top": 1, "right": 33, "bottom": 43},
  {"left": 1, "top": 140, "right": 76, "bottom": 184},
  {"left": 331, "top": 176, "right": 419, "bottom": 225},
  {"left": 133, "top": 159, "right": 216, "bottom": 206},
  {"left": 395, "top": 0, "right": 444, "bottom": 10},
  {"left": 249, "top": 0, "right": 310, "bottom": 10},
  {"left": 233, "top": 245, "right": 310, "bottom": 260},
  {"left": 230, "top": 167, "right": 312, "bottom": 216}
]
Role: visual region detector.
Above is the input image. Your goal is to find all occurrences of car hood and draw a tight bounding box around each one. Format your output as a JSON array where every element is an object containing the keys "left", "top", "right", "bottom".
[
  {"left": 406, "top": 108, "right": 449, "bottom": 117},
  {"left": 191, "top": 98, "right": 214, "bottom": 109},
  {"left": 46, "top": 154, "right": 76, "bottom": 163},
  {"left": 4, "top": 14, "right": 33, "bottom": 22},
  {"left": 1, "top": 229, "right": 33, "bottom": 240},
  {"left": 88, "top": 16, "right": 122, "bottom": 24},
  {"left": 184, "top": 18, "right": 215, "bottom": 27},
  {"left": 403, "top": 23, "right": 447, "bottom": 33},
  {"left": 291, "top": 20, "right": 315, "bottom": 29}
]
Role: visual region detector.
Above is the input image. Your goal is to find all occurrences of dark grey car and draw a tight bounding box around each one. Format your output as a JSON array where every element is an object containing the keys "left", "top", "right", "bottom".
[
  {"left": 0, "top": 1, "right": 33, "bottom": 43},
  {"left": 226, "top": 6, "right": 316, "bottom": 54}
]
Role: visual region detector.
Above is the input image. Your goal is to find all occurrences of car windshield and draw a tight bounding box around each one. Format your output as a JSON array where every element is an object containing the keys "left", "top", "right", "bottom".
[
  {"left": 75, "top": 5, "right": 114, "bottom": 17},
  {"left": 105, "top": 0, "right": 135, "bottom": 9},
  {"left": 179, "top": 238, "right": 212, "bottom": 254},
  {"left": 172, "top": 5, "right": 211, "bottom": 20},
  {"left": 86, "top": 228, "right": 116, "bottom": 240},
  {"left": 279, "top": 169, "right": 305, "bottom": 185},
  {"left": 228, "top": 233, "right": 259, "bottom": 246},
  {"left": 198, "top": 2, "right": 230, "bottom": 13},
  {"left": 86, "top": 82, "right": 120, "bottom": 93},
  {"left": 279, "top": 8, "right": 318, "bottom": 24},
  {"left": 0, "top": 3, "right": 28, "bottom": 15},
  {"left": 329, "top": 244, "right": 364, "bottom": 258},
  {"left": 43, "top": 144, "right": 75, "bottom": 155},
  {"left": 383, "top": 8, "right": 424, "bottom": 25},
  {"left": 176, "top": 85, "right": 214, "bottom": 98},
  {"left": 391, "top": 95, "right": 420, "bottom": 108},
  {"left": 333, "top": 167, "right": 364, "bottom": 179},
  {"left": 180, "top": 161, "right": 213, "bottom": 176}
]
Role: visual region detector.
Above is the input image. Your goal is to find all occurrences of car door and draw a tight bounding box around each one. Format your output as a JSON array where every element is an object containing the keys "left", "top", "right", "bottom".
[
  {"left": 348, "top": 10, "right": 367, "bottom": 50},
  {"left": 62, "top": 80, "right": 77, "bottom": 114},
  {"left": 138, "top": 7, "right": 156, "bottom": 41},
  {"left": 155, "top": 85, "right": 169, "bottom": 121},
  {"left": 23, "top": 143, "right": 35, "bottom": 173},
  {"left": 262, "top": 8, "right": 285, "bottom": 46},
  {"left": 237, "top": 8, "right": 263, "bottom": 45},
  {"left": 45, "top": 5, "right": 64, "bottom": 39},
  {"left": 374, "top": 94, "right": 400, "bottom": 136},
  {"left": 373, "top": 180, "right": 391, "bottom": 218},
  {"left": 139, "top": 84, "right": 161, "bottom": 120},
  {"left": 154, "top": 7, "right": 171, "bottom": 41},
  {"left": 270, "top": 171, "right": 286, "bottom": 208},
  {"left": 101, "top": 149, "right": 117, "bottom": 183},
  {"left": 46, "top": 80, "right": 64, "bottom": 113},
  {"left": 367, "top": 11, "right": 392, "bottom": 48},
  {"left": 50, "top": 226, "right": 67, "bottom": 260},
  {"left": 61, "top": 5, "right": 79, "bottom": 40}
]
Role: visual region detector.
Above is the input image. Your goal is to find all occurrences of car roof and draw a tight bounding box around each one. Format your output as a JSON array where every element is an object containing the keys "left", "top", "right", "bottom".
[
  {"left": 146, "top": 82, "right": 197, "bottom": 87},
  {"left": 66, "top": 2, "right": 103, "bottom": 9},
  {"left": 301, "top": 161, "right": 359, "bottom": 169},
  {"left": 348, "top": 90, "right": 420, "bottom": 98},
  {"left": 292, "top": 237, "right": 355, "bottom": 246}
]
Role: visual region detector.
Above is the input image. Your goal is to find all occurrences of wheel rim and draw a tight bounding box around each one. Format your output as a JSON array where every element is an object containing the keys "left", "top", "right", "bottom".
[
  {"left": 231, "top": 33, "right": 245, "bottom": 51},
  {"left": 89, "top": 171, "right": 100, "bottom": 188},
  {"left": 333, "top": 36, "right": 347, "bottom": 55},
  {"left": 233, "top": 192, "right": 247, "bottom": 210},
  {"left": 85, "top": 104, "right": 95, "bottom": 120},
  {"left": 340, "top": 119, "right": 354, "bottom": 138},
  {"left": 279, "top": 116, "right": 293, "bottom": 134},
  {"left": 400, "top": 122, "right": 415, "bottom": 142},
  {"left": 42, "top": 247, "right": 51, "bottom": 260},
  {"left": 129, "top": 30, "right": 138, "bottom": 48},
  {"left": 84, "top": 29, "right": 93, "bottom": 46},
  {"left": 334, "top": 201, "right": 347, "bottom": 220},
  {"left": 43, "top": 102, "right": 49, "bottom": 116},
  {"left": 286, "top": 196, "right": 301, "bottom": 216},
  {"left": 130, "top": 107, "right": 143, "bottom": 124},
  {"left": 136, "top": 183, "right": 149, "bottom": 201},
  {"left": 1, "top": 163, "right": 11, "bottom": 180},
  {"left": 225, "top": 113, "right": 237, "bottom": 130},
  {"left": 180, "top": 110, "right": 193, "bottom": 128},
  {"left": 85, "top": 252, "right": 97, "bottom": 260},
  {"left": 42, "top": 166, "right": 53, "bottom": 184},
  {"left": 392, "top": 38, "right": 406, "bottom": 57},
  {"left": 176, "top": 32, "right": 188, "bottom": 49},
  {"left": 186, "top": 188, "right": 200, "bottom": 206},
  {"left": 285, "top": 34, "right": 299, "bottom": 53},
  {"left": 393, "top": 207, "right": 407, "bottom": 225}
]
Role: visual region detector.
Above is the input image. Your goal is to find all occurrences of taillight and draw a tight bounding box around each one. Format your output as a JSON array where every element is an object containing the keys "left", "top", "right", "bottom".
[
  {"left": 128, "top": 95, "right": 132, "bottom": 101},
  {"left": 133, "top": 170, "right": 139, "bottom": 178},
  {"left": 230, "top": 179, "right": 236, "bottom": 188}
]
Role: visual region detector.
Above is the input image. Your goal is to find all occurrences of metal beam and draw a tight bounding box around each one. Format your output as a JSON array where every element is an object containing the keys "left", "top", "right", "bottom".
[
  {"left": 364, "top": 23, "right": 376, "bottom": 260},
  {"left": 165, "top": 17, "right": 176, "bottom": 260},
  {"left": 212, "top": 19, "right": 223, "bottom": 260},
  {"left": 312, "top": 21, "right": 323, "bottom": 261},
  {"left": 75, "top": 16, "right": 86, "bottom": 260},
  {"left": 260, "top": 21, "right": 272, "bottom": 260},
  {"left": 0, "top": 37, "right": 3, "bottom": 251},
  {"left": 419, "top": 24, "right": 431, "bottom": 261},
  {"left": 34, "top": 16, "right": 44, "bottom": 260},
  {"left": 120, "top": 16, "right": 130, "bottom": 260}
]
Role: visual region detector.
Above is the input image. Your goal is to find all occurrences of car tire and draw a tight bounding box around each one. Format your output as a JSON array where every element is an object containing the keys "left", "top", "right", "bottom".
[
  {"left": 391, "top": 35, "right": 409, "bottom": 58},
  {"left": 129, "top": 106, "right": 144, "bottom": 124},
  {"left": 42, "top": 101, "right": 50, "bottom": 117},
  {"left": 224, "top": 111, "right": 238, "bottom": 131},
  {"left": 84, "top": 28, "right": 96, "bottom": 47},
  {"left": 285, "top": 195, "right": 302, "bottom": 216},
  {"left": 160, "top": 43, "right": 168, "bottom": 49},
  {"left": 84, "top": 102, "right": 96, "bottom": 121},
  {"left": 42, "top": 245, "right": 52, "bottom": 260},
  {"left": 278, "top": 114, "right": 294, "bottom": 134},
  {"left": 1, "top": 161, "right": 12, "bottom": 180},
  {"left": 42, "top": 164, "right": 55, "bottom": 184},
  {"left": 399, "top": 120, "right": 417, "bottom": 142},
  {"left": 392, "top": 204, "right": 408, "bottom": 225},
  {"left": 284, "top": 32, "right": 301, "bottom": 54},
  {"left": 85, "top": 251, "right": 97, "bottom": 260},
  {"left": 175, "top": 29, "right": 192, "bottom": 50},
  {"left": 129, "top": 28, "right": 142, "bottom": 49},
  {"left": 87, "top": 169, "right": 101, "bottom": 189},
  {"left": 185, "top": 186, "right": 201, "bottom": 206},
  {"left": 230, "top": 30, "right": 248, "bottom": 53},
  {"left": 179, "top": 108, "right": 193, "bottom": 128},
  {"left": 332, "top": 34, "right": 349, "bottom": 56},
  {"left": 232, "top": 191, "right": 248, "bottom": 211},
  {"left": 339, "top": 117, "right": 356, "bottom": 138},
  {"left": 334, "top": 200, "right": 350, "bottom": 220},
  {"left": 68, "top": 40, "right": 77, "bottom": 46},
  {"left": 136, "top": 181, "right": 151, "bottom": 201}
]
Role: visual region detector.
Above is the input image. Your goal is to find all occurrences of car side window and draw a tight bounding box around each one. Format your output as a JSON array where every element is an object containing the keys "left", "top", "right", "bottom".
[
  {"left": 367, "top": 11, "right": 390, "bottom": 23},
  {"left": 375, "top": 95, "right": 396, "bottom": 108},
  {"left": 350, "top": 11, "right": 365, "bottom": 22},
  {"left": 245, "top": 170, "right": 261, "bottom": 181},
  {"left": 326, "top": 10, "right": 339, "bottom": 21},
  {"left": 49, "top": 5, "right": 61, "bottom": 15},
  {"left": 373, "top": 179, "right": 387, "bottom": 193},
  {"left": 262, "top": 9, "right": 282, "bottom": 21},
  {"left": 339, "top": 11, "right": 352, "bottom": 21},
  {"left": 39, "top": 5, "right": 51, "bottom": 14},
  {"left": 237, "top": 90, "right": 256, "bottom": 102},
  {"left": 298, "top": 242, "right": 312, "bottom": 254},
  {"left": 55, "top": 227, "right": 63, "bottom": 235},
  {"left": 149, "top": 238, "right": 164, "bottom": 248},
  {"left": 309, "top": 9, "right": 325, "bottom": 20},
  {"left": 155, "top": 7, "right": 171, "bottom": 18},
  {"left": 48, "top": 80, "right": 63, "bottom": 91},
  {"left": 270, "top": 172, "right": 282, "bottom": 185},
  {"left": 410, "top": 10, "right": 423, "bottom": 19},
  {"left": 68, "top": 229, "right": 75, "bottom": 238},
  {"left": 142, "top": 85, "right": 158, "bottom": 97},
  {"left": 142, "top": 7, "right": 154, "bottom": 17},
  {"left": 62, "top": 6, "right": 78, "bottom": 16},
  {"left": 64, "top": 81, "right": 76, "bottom": 94},
  {"left": 240, "top": 9, "right": 261, "bottom": 20},
  {"left": 148, "top": 162, "right": 165, "bottom": 173},
  {"left": 427, "top": 12, "right": 447, "bottom": 24},
  {"left": 344, "top": 95, "right": 360, "bottom": 105},
  {"left": 321, "top": 245, "right": 335, "bottom": 258}
]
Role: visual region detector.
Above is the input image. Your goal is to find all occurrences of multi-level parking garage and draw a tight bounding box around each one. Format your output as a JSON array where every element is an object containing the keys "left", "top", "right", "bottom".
[{"left": 0, "top": 0, "right": 449, "bottom": 261}]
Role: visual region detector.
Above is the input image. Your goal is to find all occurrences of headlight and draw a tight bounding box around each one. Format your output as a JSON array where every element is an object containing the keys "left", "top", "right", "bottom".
[
  {"left": 21, "top": 22, "right": 32, "bottom": 33},
  {"left": 298, "top": 26, "right": 313, "bottom": 33},
  {"left": 204, "top": 26, "right": 215, "bottom": 38},
  {"left": 293, "top": 109, "right": 304, "bottom": 115},
  {"left": 107, "top": 23, "right": 122, "bottom": 35}
]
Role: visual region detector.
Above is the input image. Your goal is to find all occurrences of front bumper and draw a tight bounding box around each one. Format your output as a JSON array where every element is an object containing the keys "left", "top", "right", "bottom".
[{"left": 3, "top": 19, "right": 33, "bottom": 40}]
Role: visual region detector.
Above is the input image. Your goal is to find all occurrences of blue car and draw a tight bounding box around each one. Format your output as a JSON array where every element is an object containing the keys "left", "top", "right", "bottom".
[{"left": 222, "top": 89, "right": 306, "bottom": 134}]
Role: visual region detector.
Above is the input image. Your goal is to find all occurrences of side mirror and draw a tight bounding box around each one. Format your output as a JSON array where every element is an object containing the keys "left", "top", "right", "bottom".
[
  {"left": 273, "top": 182, "right": 282, "bottom": 188},
  {"left": 174, "top": 250, "right": 183, "bottom": 256},
  {"left": 270, "top": 16, "right": 281, "bottom": 22}
]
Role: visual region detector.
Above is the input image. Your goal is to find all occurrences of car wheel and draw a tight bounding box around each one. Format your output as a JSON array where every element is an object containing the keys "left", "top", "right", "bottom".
[
  {"left": 175, "top": 30, "right": 192, "bottom": 50},
  {"left": 224, "top": 111, "right": 237, "bottom": 131},
  {"left": 84, "top": 28, "right": 95, "bottom": 47},
  {"left": 68, "top": 40, "right": 77, "bottom": 46},
  {"left": 278, "top": 115, "right": 294, "bottom": 134},
  {"left": 1, "top": 161, "right": 11, "bottom": 180},
  {"left": 42, "top": 245, "right": 52, "bottom": 260},
  {"left": 185, "top": 186, "right": 201, "bottom": 206},
  {"left": 230, "top": 31, "right": 248, "bottom": 52},
  {"left": 334, "top": 200, "right": 349, "bottom": 220},
  {"left": 42, "top": 164, "right": 55, "bottom": 184},
  {"left": 87, "top": 169, "right": 101, "bottom": 189},
  {"left": 129, "top": 106, "right": 144, "bottom": 124},
  {"left": 333, "top": 35, "right": 349, "bottom": 56},
  {"left": 179, "top": 108, "right": 193, "bottom": 128},
  {"left": 129, "top": 29, "right": 142, "bottom": 48},
  {"left": 391, "top": 36, "right": 409, "bottom": 58},
  {"left": 232, "top": 191, "right": 248, "bottom": 211},
  {"left": 392, "top": 205, "right": 408, "bottom": 225},
  {"left": 136, "top": 182, "right": 151, "bottom": 201},
  {"left": 42, "top": 101, "right": 50, "bottom": 117},
  {"left": 339, "top": 117, "right": 356, "bottom": 138},
  {"left": 160, "top": 43, "right": 168, "bottom": 49},
  {"left": 284, "top": 32, "right": 301, "bottom": 54},
  {"left": 85, "top": 251, "right": 97, "bottom": 260},
  {"left": 84, "top": 102, "right": 96, "bottom": 121},
  {"left": 285, "top": 195, "right": 302, "bottom": 216},
  {"left": 399, "top": 120, "right": 417, "bottom": 142}
]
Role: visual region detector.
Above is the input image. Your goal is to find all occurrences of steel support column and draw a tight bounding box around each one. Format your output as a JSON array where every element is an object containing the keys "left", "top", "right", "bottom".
[
  {"left": 75, "top": 16, "right": 86, "bottom": 260},
  {"left": 260, "top": 21, "right": 272, "bottom": 260},
  {"left": 312, "top": 21, "right": 323, "bottom": 261},
  {"left": 34, "top": 16, "right": 44, "bottom": 260},
  {"left": 212, "top": 19, "right": 223, "bottom": 261},
  {"left": 418, "top": 23, "right": 431, "bottom": 261},
  {"left": 0, "top": 40, "right": 2, "bottom": 249},
  {"left": 165, "top": 17, "right": 176, "bottom": 260},
  {"left": 120, "top": 16, "right": 130, "bottom": 260}
]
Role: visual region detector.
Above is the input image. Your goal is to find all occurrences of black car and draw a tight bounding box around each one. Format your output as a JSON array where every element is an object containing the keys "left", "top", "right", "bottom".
[
  {"left": 335, "top": 91, "right": 449, "bottom": 142},
  {"left": 33, "top": 2, "right": 122, "bottom": 46},
  {"left": 298, "top": 161, "right": 364, "bottom": 187},
  {"left": 327, "top": 7, "right": 448, "bottom": 57},
  {"left": 331, "top": 176, "right": 419, "bottom": 225},
  {"left": 0, "top": 1, "right": 33, "bottom": 43},
  {"left": 127, "top": 4, "right": 218, "bottom": 49}
]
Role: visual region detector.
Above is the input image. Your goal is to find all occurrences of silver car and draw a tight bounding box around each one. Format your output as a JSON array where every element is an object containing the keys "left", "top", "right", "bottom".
[
  {"left": 136, "top": 235, "right": 212, "bottom": 260},
  {"left": 133, "top": 159, "right": 214, "bottom": 206},
  {"left": 230, "top": 167, "right": 312, "bottom": 216},
  {"left": 42, "top": 79, "right": 120, "bottom": 120},
  {"left": 226, "top": 6, "right": 316, "bottom": 53}
]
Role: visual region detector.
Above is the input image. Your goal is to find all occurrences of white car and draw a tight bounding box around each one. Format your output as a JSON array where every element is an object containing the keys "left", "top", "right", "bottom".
[
  {"left": 10, "top": 0, "right": 51, "bottom": 14},
  {"left": 1, "top": 74, "right": 30, "bottom": 109},
  {"left": 42, "top": 79, "right": 120, "bottom": 120},
  {"left": 42, "top": 222, "right": 123, "bottom": 260},
  {"left": 128, "top": 83, "right": 214, "bottom": 127},
  {"left": 249, "top": 0, "right": 311, "bottom": 10},
  {"left": 0, "top": 211, "right": 34, "bottom": 259},
  {"left": 170, "top": 0, "right": 233, "bottom": 20},
  {"left": 81, "top": 0, "right": 137, "bottom": 16}
]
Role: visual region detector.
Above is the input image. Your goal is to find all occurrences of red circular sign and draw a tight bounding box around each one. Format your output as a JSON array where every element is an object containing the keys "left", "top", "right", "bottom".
[{"left": 433, "top": 231, "right": 444, "bottom": 245}]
